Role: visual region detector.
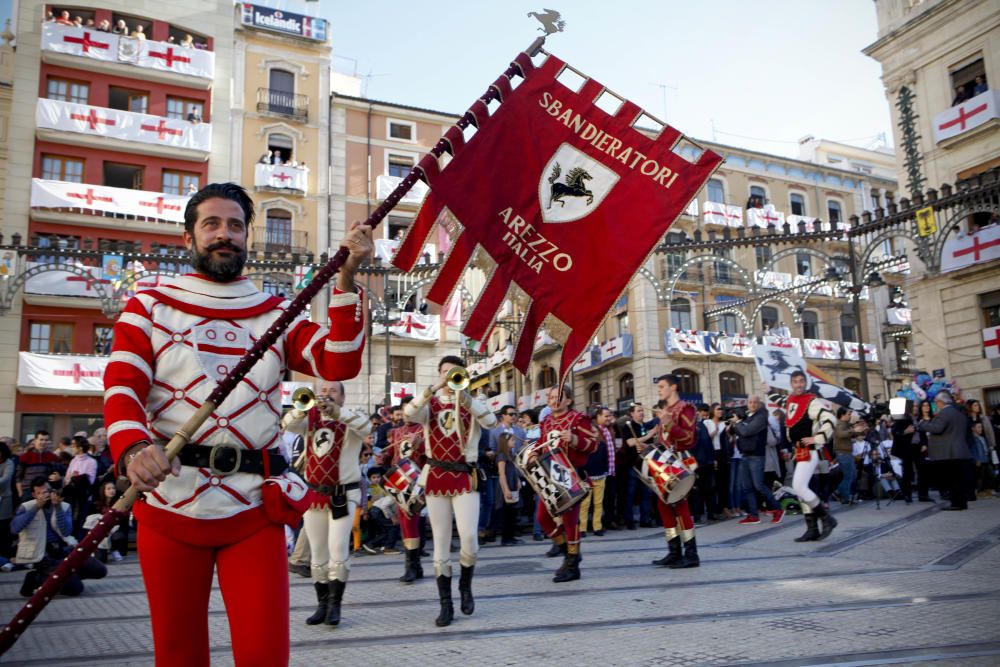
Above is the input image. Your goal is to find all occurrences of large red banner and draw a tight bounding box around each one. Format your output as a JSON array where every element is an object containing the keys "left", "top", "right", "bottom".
[{"left": 393, "top": 52, "right": 722, "bottom": 381}]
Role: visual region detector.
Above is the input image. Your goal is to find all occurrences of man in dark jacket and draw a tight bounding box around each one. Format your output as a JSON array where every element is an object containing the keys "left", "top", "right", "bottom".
[
  {"left": 733, "top": 396, "right": 783, "bottom": 524},
  {"left": 689, "top": 406, "right": 717, "bottom": 524},
  {"left": 919, "top": 392, "right": 972, "bottom": 510}
]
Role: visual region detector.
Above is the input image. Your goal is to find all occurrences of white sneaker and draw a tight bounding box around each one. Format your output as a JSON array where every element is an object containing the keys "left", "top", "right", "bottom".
[
  {"left": 110, "top": 551, "right": 123, "bottom": 562},
  {"left": 0, "top": 563, "right": 13, "bottom": 572}
]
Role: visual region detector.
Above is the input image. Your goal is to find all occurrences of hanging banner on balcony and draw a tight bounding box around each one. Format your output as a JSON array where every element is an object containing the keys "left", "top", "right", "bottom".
[
  {"left": 24, "top": 261, "right": 110, "bottom": 298},
  {"left": 802, "top": 338, "right": 841, "bottom": 360},
  {"left": 36, "top": 98, "right": 212, "bottom": 152},
  {"left": 787, "top": 214, "right": 819, "bottom": 233},
  {"left": 391, "top": 52, "right": 722, "bottom": 385},
  {"left": 373, "top": 239, "right": 436, "bottom": 264},
  {"left": 983, "top": 325, "right": 1000, "bottom": 360},
  {"left": 665, "top": 329, "right": 710, "bottom": 355},
  {"left": 41, "top": 24, "right": 213, "bottom": 79},
  {"left": 752, "top": 341, "right": 868, "bottom": 412},
  {"left": 886, "top": 307, "right": 912, "bottom": 326},
  {"left": 17, "top": 352, "right": 108, "bottom": 395},
  {"left": 371, "top": 313, "right": 439, "bottom": 341},
  {"left": 389, "top": 382, "right": 418, "bottom": 402},
  {"left": 746, "top": 205, "right": 785, "bottom": 228},
  {"left": 940, "top": 223, "right": 1000, "bottom": 274},
  {"left": 702, "top": 201, "right": 742, "bottom": 227},
  {"left": 933, "top": 89, "right": 999, "bottom": 143},
  {"left": 843, "top": 342, "right": 878, "bottom": 362},
  {"left": 254, "top": 163, "right": 308, "bottom": 191},
  {"left": 31, "top": 179, "right": 188, "bottom": 223},
  {"left": 717, "top": 334, "right": 754, "bottom": 357},
  {"left": 598, "top": 334, "right": 633, "bottom": 363}
]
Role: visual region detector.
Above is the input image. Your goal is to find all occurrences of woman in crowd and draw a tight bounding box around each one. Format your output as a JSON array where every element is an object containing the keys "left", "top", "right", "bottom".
[
  {"left": 495, "top": 433, "right": 522, "bottom": 546},
  {"left": 84, "top": 480, "right": 129, "bottom": 563},
  {"left": 704, "top": 404, "right": 730, "bottom": 517},
  {"left": 0, "top": 442, "right": 14, "bottom": 558}
]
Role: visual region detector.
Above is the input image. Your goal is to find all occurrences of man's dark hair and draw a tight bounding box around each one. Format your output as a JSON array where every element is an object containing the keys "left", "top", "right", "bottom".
[
  {"left": 790, "top": 370, "right": 807, "bottom": 381},
  {"left": 438, "top": 355, "right": 465, "bottom": 371},
  {"left": 656, "top": 373, "right": 680, "bottom": 388},
  {"left": 390, "top": 404, "right": 402, "bottom": 413},
  {"left": 836, "top": 407, "right": 849, "bottom": 418},
  {"left": 30, "top": 476, "right": 49, "bottom": 491},
  {"left": 499, "top": 404, "right": 516, "bottom": 415},
  {"left": 697, "top": 403, "right": 710, "bottom": 412},
  {"left": 400, "top": 395, "right": 414, "bottom": 407},
  {"left": 35, "top": 430, "right": 50, "bottom": 438},
  {"left": 183, "top": 183, "right": 255, "bottom": 234}
]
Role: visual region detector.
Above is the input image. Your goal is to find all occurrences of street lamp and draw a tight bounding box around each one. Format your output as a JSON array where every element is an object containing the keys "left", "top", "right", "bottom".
[{"left": 831, "top": 239, "right": 887, "bottom": 401}]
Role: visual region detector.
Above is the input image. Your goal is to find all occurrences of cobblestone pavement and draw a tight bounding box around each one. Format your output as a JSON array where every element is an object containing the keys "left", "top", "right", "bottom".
[{"left": 1, "top": 498, "right": 999, "bottom": 666}]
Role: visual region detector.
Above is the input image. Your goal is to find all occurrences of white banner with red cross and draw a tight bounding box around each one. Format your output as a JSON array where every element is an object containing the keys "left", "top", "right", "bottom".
[
  {"left": 843, "top": 342, "right": 878, "bottom": 362},
  {"left": 390, "top": 382, "right": 418, "bottom": 402},
  {"left": 746, "top": 205, "right": 785, "bottom": 228},
  {"left": 717, "top": 334, "right": 754, "bottom": 357},
  {"left": 24, "top": 261, "right": 111, "bottom": 298},
  {"left": 802, "top": 338, "right": 842, "bottom": 360},
  {"left": 36, "top": 98, "right": 212, "bottom": 152},
  {"left": 41, "top": 23, "right": 213, "bottom": 79},
  {"left": 983, "top": 325, "right": 1000, "bottom": 360},
  {"left": 254, "top": 163, "right": 309, "bottom": 191},
  {"left": 933, "top": 89, "right": 999, "bottom": 143},
  {"left": 31, "top": 178, "right": 189, "bottom": 223},
  {"left": 17, "top": 352, "right": 107, "bottom": 395},
  {"left": 371, "top": 312, "right": 439, "bottom": 341},
  {"left": 940, "top": 224, "right": 1000, "bottom": 274}
]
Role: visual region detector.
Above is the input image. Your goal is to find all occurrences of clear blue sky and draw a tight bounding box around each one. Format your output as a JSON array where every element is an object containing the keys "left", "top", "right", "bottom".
[
  {"left": 315, "top": 0, "right": 894, "bottom": 159},
  {"left": 0, "top": 0, "right": 894, "bottom": 159}
]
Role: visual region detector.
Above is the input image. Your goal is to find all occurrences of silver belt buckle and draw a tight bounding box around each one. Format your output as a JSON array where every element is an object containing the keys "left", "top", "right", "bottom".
[{"left": 208, "top": 443, "right": 242, "bottom": 476}]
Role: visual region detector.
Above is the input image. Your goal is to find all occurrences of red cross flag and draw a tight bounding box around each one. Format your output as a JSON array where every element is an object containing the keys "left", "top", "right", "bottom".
[
  {"left": 934, "top": 90, "right": 997, "bottom": 142},
  {"left": 984, "top": 325, "right": 1000, "bottom": 360},
  {"left": 392, "top": 52, "right": 722, "bottom": 382},
  {"left": 941, "top": 224, "right": 1000, "bottom": 274}
]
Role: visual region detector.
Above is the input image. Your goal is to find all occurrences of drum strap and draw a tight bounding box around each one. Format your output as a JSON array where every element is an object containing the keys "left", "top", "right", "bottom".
[{"left": 427, "top": 458, "right": 474, "bottom": 474}]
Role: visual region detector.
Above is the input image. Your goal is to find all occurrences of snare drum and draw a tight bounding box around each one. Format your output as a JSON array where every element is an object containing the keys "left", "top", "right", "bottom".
[
  {"left": 383, "top": 459, "right": 425, "bottom": 516},
  {"left": 637, "top": 446, "right": 697, "bottom": 504},
  {"left": 514, "top": 440, "right": 590, "bottom": 516}
]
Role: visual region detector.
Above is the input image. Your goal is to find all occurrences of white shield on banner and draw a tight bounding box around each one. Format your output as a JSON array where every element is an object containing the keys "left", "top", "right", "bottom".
[
  {"left": 436, "top": 408, "right": 458, "bottom": 436},
  {"left": 538, "top": 143, "right": 619, "bottom": 223},
  {"left": 192, "top": 324, "right": 250, "bottom": 382},
  {"left": 312, "top": 427, "right": 335, "bottom": 457}
]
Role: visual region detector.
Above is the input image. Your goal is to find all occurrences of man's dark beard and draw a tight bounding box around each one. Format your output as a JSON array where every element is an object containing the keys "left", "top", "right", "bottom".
[{"left": 189, "top": 240, "right": 247, "bottom": 282}]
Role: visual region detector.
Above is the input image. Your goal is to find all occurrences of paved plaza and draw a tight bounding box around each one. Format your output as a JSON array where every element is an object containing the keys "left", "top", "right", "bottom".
[{"left": 1, "top": 499, "right": 999, "bottom": 666}]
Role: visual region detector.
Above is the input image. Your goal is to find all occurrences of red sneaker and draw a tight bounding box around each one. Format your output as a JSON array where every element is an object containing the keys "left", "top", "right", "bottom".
[
  {"left": 770, "top": 509, "right": 784, "bottom": 524},
  {"left": 738, "top": 515, "right": 761, "bottom": 525}
]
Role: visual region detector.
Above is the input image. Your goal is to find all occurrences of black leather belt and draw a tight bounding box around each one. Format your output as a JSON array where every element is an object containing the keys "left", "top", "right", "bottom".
[
  {"left": 178, "top": 444, "right": 288, "bottom": 477},
  {"left": 307, "top": 481, "right": 360, "bottom": 496},
  {"left": 427, "top": 458, "right": 474, "bottom": 473}
]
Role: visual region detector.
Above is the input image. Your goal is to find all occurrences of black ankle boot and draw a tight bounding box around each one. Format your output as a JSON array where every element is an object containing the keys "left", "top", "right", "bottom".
[
  {"left": 815, "top": 504, "right": 838, "bottom": 540},
  {"left": 670, "top": 536, "right": 699, "bottom": 568},
  {"left": 652, "top": 536, "right": 682, "bottom": 567},
  {"left": 794, "top": 514, "right": 820, "bottom": 542},
  {"left": 553, "top": 553, "right": 581, "bottom": 582},
  {"left": 435, "top": 575, "right": 454, "bottom": 627},
  {"left": 545, "top": 541, "right": 566, "bottom": 558},
  {"left": 458, "top": 565, "right": 475, "bottom": 615},
  {"left": 325, "top": 579, "right": 345, "bottom": 626},
  {"left": 399, "top": 548, "right": 423, "bottom": 583},
  {"left": 305, "top": 581, "right": 329, "bottom": 625}
]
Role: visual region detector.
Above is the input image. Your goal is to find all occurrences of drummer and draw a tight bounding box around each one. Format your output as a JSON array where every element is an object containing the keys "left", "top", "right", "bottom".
[
  {"left": 644, "top": 374, "right": 701, "bottom": 569},
  {"left": 377, "top": 395, "right": 427, "bottom": 584},
  {"left": 535, "top": 385, "right": 599, "bottom": 583}
]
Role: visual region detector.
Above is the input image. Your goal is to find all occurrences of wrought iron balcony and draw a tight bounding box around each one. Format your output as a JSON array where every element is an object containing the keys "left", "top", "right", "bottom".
[
  {"left": 250, "top": 228, "right": 310, "bottom": 255},
  {"left": 256, "top": 88, "right": 309, "bottom": 122}
]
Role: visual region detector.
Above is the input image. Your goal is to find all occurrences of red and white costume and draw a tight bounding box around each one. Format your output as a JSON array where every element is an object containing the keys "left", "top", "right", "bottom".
[
  {"left": 104, "top": 274, "right": 364, "bottom": 666},
  {"left": 656, "top": 400, "right": 698, "bottom": 534},
  {"left": 379, "top": 422, "right": 426, "bottom": 550},
  {"left": 405, "top": 390, "right": 495, "bottom": 576},
  {"left": 536, "top": 410, "right": 599, "bottom": 550},
  {"left": 285, "top": 404, "right": 370, "bottom": 583}
]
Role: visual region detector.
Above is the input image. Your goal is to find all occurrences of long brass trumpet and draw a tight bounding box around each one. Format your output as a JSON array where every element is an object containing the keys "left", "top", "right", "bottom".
[
  {"left": 446, "top": 366, "right": 470, "bottom": 392},
  {"left": 292, "top": 387, "right": 316, "bottom": 412}
]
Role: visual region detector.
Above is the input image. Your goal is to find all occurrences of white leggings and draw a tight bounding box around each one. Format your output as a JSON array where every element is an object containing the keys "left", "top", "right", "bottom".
[
  {"left": 303, "top": 488, "right": 360, "bottom": 582},
  {"left": 792, "top": 450, "right": 821, "bottom": 512},
  {"left": 426, "top": 492, "right": 479, "bottom": 577}
]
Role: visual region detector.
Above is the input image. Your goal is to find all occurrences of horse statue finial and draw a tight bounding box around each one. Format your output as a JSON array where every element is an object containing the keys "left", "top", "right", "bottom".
[{"left": 527, "top": 8, "right": 566, "bottom": 36}]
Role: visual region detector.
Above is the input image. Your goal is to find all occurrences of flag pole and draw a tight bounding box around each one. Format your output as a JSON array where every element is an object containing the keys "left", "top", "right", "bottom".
[{"left": 0, "top": 35, "right": 550, "bottom": 656}]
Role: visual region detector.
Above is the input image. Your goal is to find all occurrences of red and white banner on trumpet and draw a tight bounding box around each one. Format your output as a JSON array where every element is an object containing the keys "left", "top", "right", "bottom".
[{"left": 391, "top": 51, "right": 722, "bottom": 381}]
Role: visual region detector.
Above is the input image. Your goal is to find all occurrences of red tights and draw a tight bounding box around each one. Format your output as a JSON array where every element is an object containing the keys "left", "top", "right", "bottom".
[
  {"left": 138, "top": 522, "right": 289, "bottom": 666},
  {"left": 657, "top": 498, "right": 694, "bottom": 531},
  {"left": 537, "top": 502, "right": 581, "bottom": 545}
]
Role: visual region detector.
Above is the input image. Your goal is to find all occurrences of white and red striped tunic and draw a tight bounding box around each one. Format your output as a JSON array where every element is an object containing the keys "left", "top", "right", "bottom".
[{"left": 103, "top": 273, "right": 364, "bottom": 541}]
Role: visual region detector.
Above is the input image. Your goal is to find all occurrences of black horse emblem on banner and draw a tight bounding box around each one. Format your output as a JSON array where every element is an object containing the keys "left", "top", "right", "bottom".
[{"left": 547, "top": 163, "right": 594, "bottom": 208}]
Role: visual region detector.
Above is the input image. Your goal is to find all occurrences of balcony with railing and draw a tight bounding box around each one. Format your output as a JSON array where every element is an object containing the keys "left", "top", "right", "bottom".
[
  {"left": 40, "top": 23, "right": 214, "bottom": 88},
  {"left": 36, "top": 98, "right": 211, "bottom": 158},
  {"left": 256, "top": 88, "right": 308, "bottom": 122},
  {"left": 250, "top": 228, "right": 310, "bottom": 255}
]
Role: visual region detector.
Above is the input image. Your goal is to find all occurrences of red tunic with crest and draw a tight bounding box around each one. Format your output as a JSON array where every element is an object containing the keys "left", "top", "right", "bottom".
[
  {"left": 657, "top": 400, "right": 697, "bottom": 452},
  {"left": 539, "top": 410, "right": 599, "bottom": 468},
  {"left": 423, "top": 396, "right": 477, "bottom": 496}
]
